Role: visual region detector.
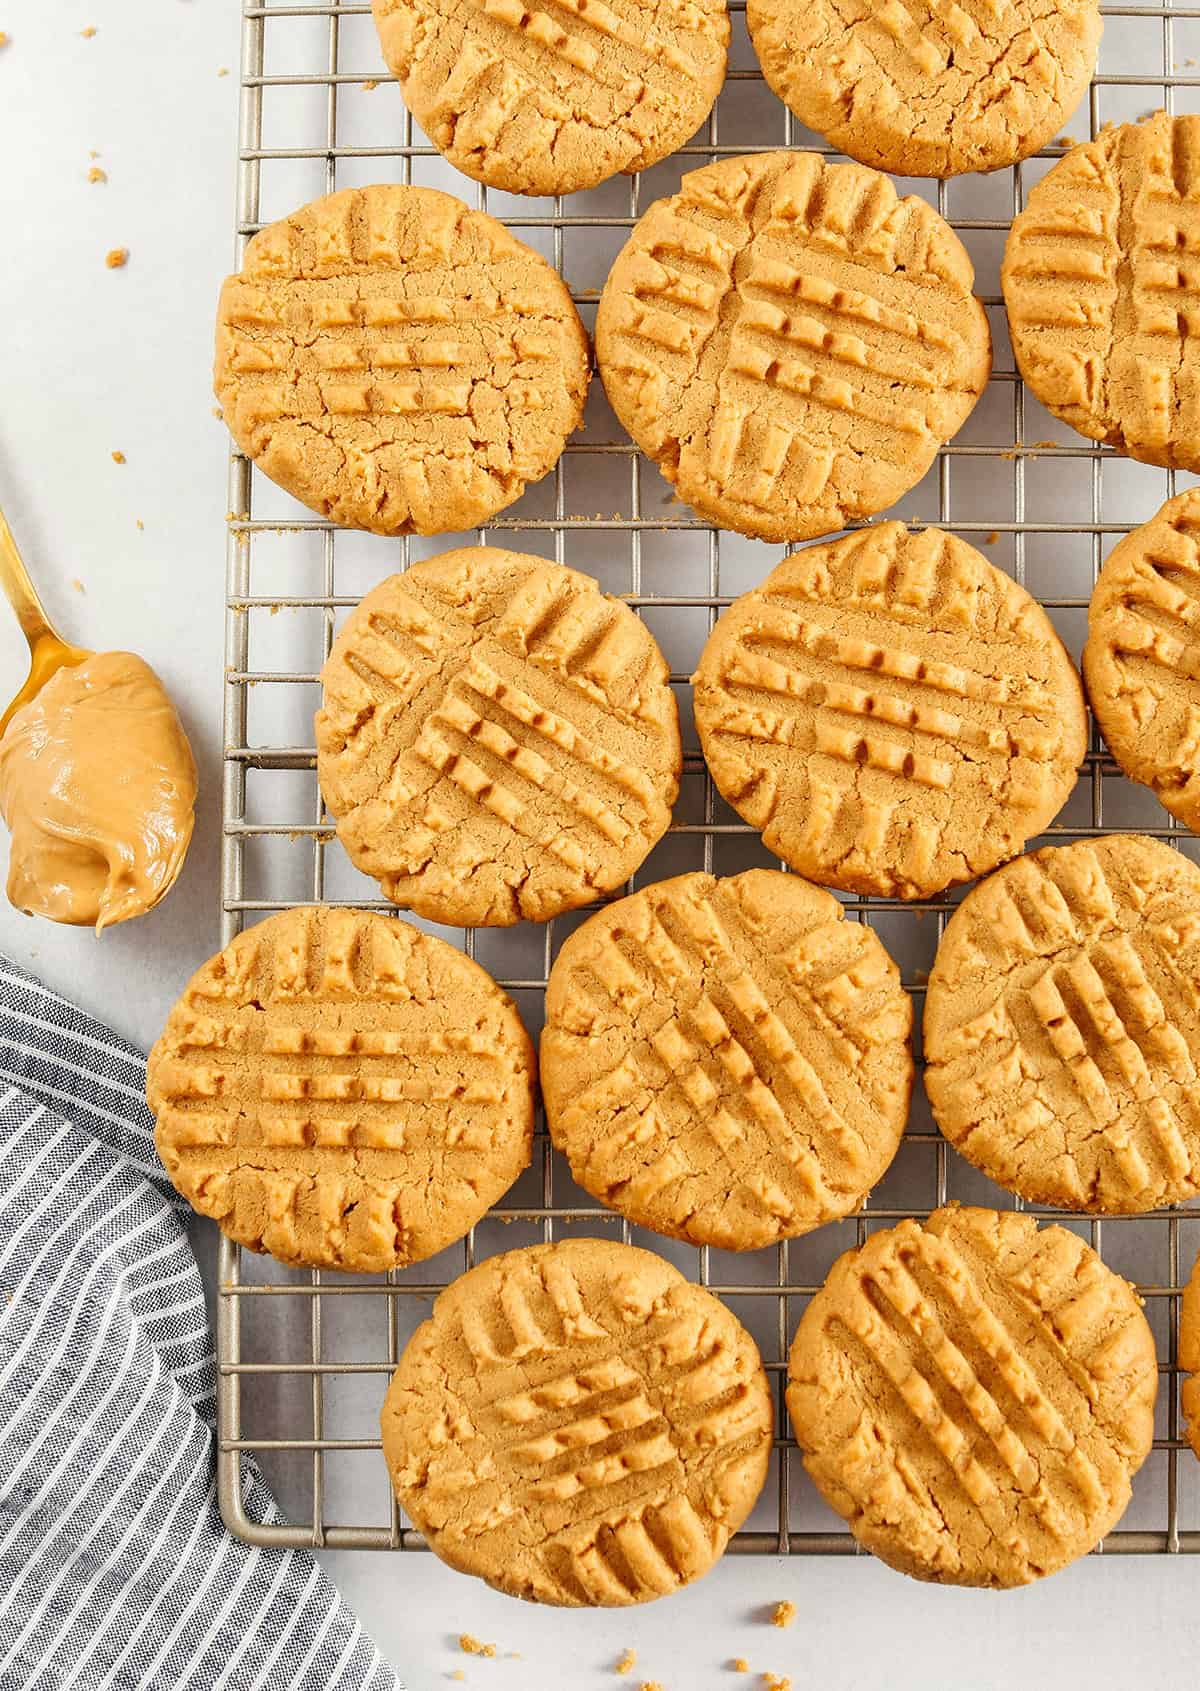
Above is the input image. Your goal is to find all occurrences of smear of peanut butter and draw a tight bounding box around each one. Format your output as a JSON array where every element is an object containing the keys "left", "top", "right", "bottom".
[{"left": 0, "top": 651, "right": 197, "bottom": 931}]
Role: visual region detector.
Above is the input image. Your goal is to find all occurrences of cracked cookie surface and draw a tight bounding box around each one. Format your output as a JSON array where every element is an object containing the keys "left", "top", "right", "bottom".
[
  {"left": 787, "top": 1205, "right": 1157, "bottom": 1586},
  {"left": 381, "top": 1237, "right": 773, "bottom": 1604},
  {"left": 747, "top": 0, "right": 1099, "bottom": 178},
  {"left": 147, "top": 906, "right": 534, "bottom": 1271},
  {"left": 693, "top": 523, "right": 1086, "bottom": 900},
  {"left": 371, "top": 0, "right": 728, "bottom": 197},
  {"left": 214, "top": 184, "right": 589, "bottom": 535},
  {"left": 1183, "top": 1250, "right": 1200, "bottom": 1461},
  {"left": 1084, "top": 488, "right": 1200, "bottom": 832},
  {"left": 1003, "top": 112, "right": 1200, "bottom": 470},
  {"left": 541, "top": 869, "right": 912, "bottom": 1250},
  {"left": 316, "top": 547, "right": 681, "bottom": 926},
  {"left": 594, "top": 152, "right": 990, "bottom": 543},
  {"left": 924, "top": 834, "right": 1200, "bottom": 1212}
]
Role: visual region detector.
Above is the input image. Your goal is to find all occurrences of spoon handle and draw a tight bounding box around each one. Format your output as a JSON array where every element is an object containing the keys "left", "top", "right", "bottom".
[{"left": 0, "top": 505, "right": 58, "bottom": 652}]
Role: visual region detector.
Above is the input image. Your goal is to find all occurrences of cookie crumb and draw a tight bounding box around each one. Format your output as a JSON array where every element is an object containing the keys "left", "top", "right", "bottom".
[
  {"left": 451, "top": 1675, "right": 465, "bottom": 1684},
  {"left": 217, "top": 65, "right": 229, "bottom": 76},
  {"left": 638, "top": 1683, "right": 664, "bottom": 1691},
  {"left": 81, "top": 25, "right": 97, "bottom": 38},
  {"left": 89, "top": 149, "right": 100, "bottom": 158},
  {"left": 458, "top": 1635, "right": 495, "bottom": 1658},
  {"left": 983, "top": 530, "right": 999, "bottom": 546},
  {"left": 730, "top": 1662, "right": 749, "bottom": 1674},
  {"left": 88, "top": 166, "right": 107, "bottom": 183},
  {"left": 616, "top": 1649, "right": 637, "bottom": 1674},
  {"left": 71, "top": 578, "right": 85, "bottom": 595},
  {"left": 135, "top": 519, "right": 144, "bottom": 531},
  {"left": 770, "top": 1602, "right": 796, "bottom": 1629},
  {"left": 1055, "top": 134, "right": 1075, "bottom": 148},
  {"left": 0, "top": 31, "right": 9, "bottom": 48},
  {"left": 111, "top": 450, "right": 126, "bottom": 464},
  {"left": 762, "top": 1677, "right": 791, "bottom": 1691},
  {"left": 105, "top": 247, "right": 128, "bottom": 269},
  {"left": 362, "top": 77, "right": 379, "bottom": 90}
]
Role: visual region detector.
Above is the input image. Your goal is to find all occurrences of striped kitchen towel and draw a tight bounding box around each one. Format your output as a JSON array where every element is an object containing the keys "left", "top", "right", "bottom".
[{"left": 0, "top": 956, "right": 402, "bottom": 1691}]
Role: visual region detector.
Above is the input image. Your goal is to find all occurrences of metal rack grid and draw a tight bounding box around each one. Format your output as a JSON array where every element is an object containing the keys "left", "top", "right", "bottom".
[{"left": 217, "top": 0, "right": 1200, "bottom": 1555}]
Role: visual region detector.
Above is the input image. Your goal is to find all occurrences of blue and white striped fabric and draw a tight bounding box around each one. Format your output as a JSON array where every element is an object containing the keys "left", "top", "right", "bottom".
[{"left": 0, "top": 956, "right": 402, "bottom": 1691}]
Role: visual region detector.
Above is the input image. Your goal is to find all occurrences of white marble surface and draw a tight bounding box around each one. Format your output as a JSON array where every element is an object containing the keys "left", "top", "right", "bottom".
[{"left": 1, "top": 3, "right": 1198, "bottom": 1688}]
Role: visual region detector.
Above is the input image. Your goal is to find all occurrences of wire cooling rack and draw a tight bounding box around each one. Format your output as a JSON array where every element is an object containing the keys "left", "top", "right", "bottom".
[{"left": 217, "top": 0, "right": 1200, "bottom": 1554}]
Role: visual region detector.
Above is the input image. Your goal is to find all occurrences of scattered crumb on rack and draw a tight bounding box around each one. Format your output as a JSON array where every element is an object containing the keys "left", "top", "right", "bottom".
[
  {"left": 983, "top": 531, "right": 999, "bottom": 546},
  {"left": 770, "top": 1602, "right": 796, "bottom": 1629},
  {"left": 458, "top": 1635, "right": 495, "bottom": 1658},
  {"left": 1031, "top": 438, "right": 1058, "bottom": 449},
  {"left": 105, "top": 247, "right": 128, "bottom": 269},
  {"left": 111, "top": 450, "right": 126, "bottom": 465},
  {"left": 615, "top": 1648, "right": 637, "bottom": 1674},
  {"left": 362, "top": 77, "right": 379, "bottom": 90},
  {"left": 88, "top": 166, "right": 107, "bottom": 184},
  {"left": 1055, "top": 134, "right": 1075, "bottom": 148}
]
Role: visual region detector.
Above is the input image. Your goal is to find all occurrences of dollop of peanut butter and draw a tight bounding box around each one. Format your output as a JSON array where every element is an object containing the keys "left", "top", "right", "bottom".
[{"left": 0, "top": 651, "right": 197, "bottom": 931}]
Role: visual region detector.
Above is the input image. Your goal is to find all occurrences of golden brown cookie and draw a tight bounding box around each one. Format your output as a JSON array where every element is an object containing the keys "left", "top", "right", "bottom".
[
  {"left": 1003, "top": 112, "right": 1200, "bottom": 470},
  {"left": 1084, "top": 489, "right": 1200, "bottom": 832},
  {"left": 924, "top": 834, "right": 1200, "bottom": 1213},
  {"left": 541, "top": 870, "right": 912, "bottom": 1250},
  {"left": 594, "top": 153, "right": 991, "bottom": 543},
  {"left": 371, "top": 0, "right": 728, "bottom": 198},
  {"left": 147, "top": 906, "right": 534, "bottom": 1271},
  {"left": 381, "top": 1238, "right": 773, "bottom": 1604},
  {"left": 787, "top": 1205, "right": 1158, "bottom": 1586},
  {"left": 215, "top": 185, "right": 589, "bottom": 535},
  {"left": 747, "top": 0, "right": 1099, "bottom": 179},
  {"left": 1183, "top": 1250, "right": 1200, "bottom": 1461},
  {"left": 316, "top": 547, "right": 681, "bottom": 927},
  {"left": 692, "top": 523, "right": 1086, "bottom": 900}
]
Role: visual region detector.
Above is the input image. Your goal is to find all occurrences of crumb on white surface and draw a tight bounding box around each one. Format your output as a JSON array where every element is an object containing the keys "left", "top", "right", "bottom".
[
  {"left": 71, "top": 578, "right": 85, "bottom": 595},
  {"left": 730, "top": 1662, "right": 749, "bottom": 1675},
  {"left": 135, "top": 519, "right": 144, "bottom": 531},
  {"left": 0, "top": 31, "right": 9, "bottom": 48},
  {"left": 762, "top": 1676, "right": 791, "bottom": 1691},
  {"left": 105, "top": 247, "right": 128, "bottom": 269},
  {"left": 362, "top": 77, "right": 379, "bottom": 89},
  {"left": 771, "top": 1602, "right": 796, "bottom": 1630},
  {"left": 616, "top": 1648, "right": 637, "bottom": 1674},
  {"left": 88, "top": 166, "right": 107, "bottom": 183},
  {"left": 458, "top": 1635, "right": 495, "bottom": 1658},
  {"left": 81, "top": 25, "right": 97, "bottom": 37},
  {"left": 111, "top": 450, "right": 125, "bottom": 464},
  {"left": 217, "top": 65, "right": 228, "bottom": 75}
]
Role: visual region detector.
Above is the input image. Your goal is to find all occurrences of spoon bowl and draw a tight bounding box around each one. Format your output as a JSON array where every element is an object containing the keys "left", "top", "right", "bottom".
[{"left": 0, "top": 507, "right": 92, "bottom": 737}]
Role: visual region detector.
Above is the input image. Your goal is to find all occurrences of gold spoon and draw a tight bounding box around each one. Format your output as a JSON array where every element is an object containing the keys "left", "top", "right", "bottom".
[{"left": 0, "top": 505, "right": 92, "bottom": 738}]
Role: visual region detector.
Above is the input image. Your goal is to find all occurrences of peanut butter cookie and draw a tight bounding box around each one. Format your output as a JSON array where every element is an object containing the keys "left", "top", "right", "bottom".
[
  {"left": 316, "top": 548, "right": 681, "bottom": 926},
  {"left": 215, "top": 185, "right": 589, "bottom": 535},
  {"left": 541, "top": 870, "right": 912, "bottom": 1250},
  {"left": 693, "top": 523, "right": 1086, "bottom": 900},
  {"left": 1183, "top": 1249, "right": 1200, "bottom": 1461},
  {"left": 924, "top": 834, "right": 1200, "bottom": 1213},
  {"left": 747, "top": 0, "right": 1099, "bottom": 179},
  {"left": 595, "top": 152, "right": 991, "bottom": 543},
  {"left": 381, "top": 1238, "right": 773, "bottom": 1604},
  {"left": 1003, "top": 112, "right": 1200, "bottom": 470},
  {"left": 147, "top": 906, "right": 534, "bottom": 1271},
  {"left": 371, "top": 0, "right": 728, "bottom": 198},
  {"left": 1084, "top": 489, "right": 1200, "bottom": 832},
  {"left": 787, "top": 1205, "right": 1158, "bottom": 1586}
]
